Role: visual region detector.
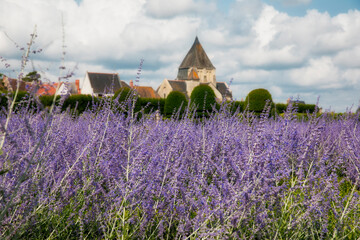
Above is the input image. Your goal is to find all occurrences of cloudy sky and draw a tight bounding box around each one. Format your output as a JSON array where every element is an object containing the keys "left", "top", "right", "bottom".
[{"left": 0, "top": 0, "right": 359, "bottom": 112}]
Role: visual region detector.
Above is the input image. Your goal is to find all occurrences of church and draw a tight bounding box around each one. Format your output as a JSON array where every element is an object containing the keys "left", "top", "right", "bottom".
[{"left": 156, "top": 37, "right": 232, "bottom": 101}]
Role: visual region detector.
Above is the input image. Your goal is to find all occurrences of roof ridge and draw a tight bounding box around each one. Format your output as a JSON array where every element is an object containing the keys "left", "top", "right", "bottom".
[{"left": 88, "top": 72, "right": 118, "bottom": 75}]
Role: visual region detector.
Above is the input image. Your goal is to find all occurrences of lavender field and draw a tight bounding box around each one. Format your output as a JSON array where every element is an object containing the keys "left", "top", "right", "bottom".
[{"left": 0, "top": 98, "right": 360, "bottom": 239}]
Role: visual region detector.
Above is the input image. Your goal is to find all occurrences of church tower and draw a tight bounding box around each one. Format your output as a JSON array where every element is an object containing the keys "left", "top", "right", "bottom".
[{"left": 177, "top": 37, "right": 216, "bottom": 85}]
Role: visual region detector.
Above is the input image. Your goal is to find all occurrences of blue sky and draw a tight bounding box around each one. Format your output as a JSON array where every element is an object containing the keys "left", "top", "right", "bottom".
[
  {"left": 0, "top": 0, "right": 359, "bottom": 112},
  {"left": 263, "top": 0, "right": 360, "bottom": 16}
]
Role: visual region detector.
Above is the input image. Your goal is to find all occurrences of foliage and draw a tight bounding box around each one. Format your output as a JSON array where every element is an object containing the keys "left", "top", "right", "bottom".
[
  {"left": 276, "top": 102, "right": 316, "bottom": 114},
  {"left": 0, "top": 91, "right": 39, "bottom": 110},
  {"left": 62, "top": 94, "right": 98, "bottom": 114},
  {"left": 22, "top": 71, "right": 41, "bottom": 82},
  {"left": 164, "top": 91, "right": 187, "bottom": 116},
  {"left": 136, "top": 97, "right": 165, "bottom": 115},
  {"left": 297, "top": 103, "right": 316, "bottom": 113},
  {"left": 39, "top": 94, "right": 61, "bottom": 107},
  {"left": 245, "top": 88, "right": 272, "bottom": 112},
  {"left": 275, "top": 103, "right": 287, "bottom": 113},
  {"left": 190, "top": 84, "right": 216, "bottom": 112},
  {"left": 113, "top": 87, "right": 132, "bottom": 103}
]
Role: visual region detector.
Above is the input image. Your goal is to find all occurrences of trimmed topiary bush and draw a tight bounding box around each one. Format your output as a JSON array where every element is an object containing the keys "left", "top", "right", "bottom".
[
  {"left": 190, "top": 85, "right": 216, "bottom": 112},
  {"left": 164, "top": 91, "right": 187, "bottom": 117},
  {"left": 245, "top": 88, "right": 272, "bottom": 113}
]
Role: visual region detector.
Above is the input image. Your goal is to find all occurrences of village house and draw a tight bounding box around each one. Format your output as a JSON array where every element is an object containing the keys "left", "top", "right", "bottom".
[
  {"left": 81, "top": 72, "right": 129, "bottom": 97},
  {"left": 157, "top": 37, "right": 232, "bottom": 101},
  {"left": 1, "top": 75, "right": 80, "bottom": 96}
]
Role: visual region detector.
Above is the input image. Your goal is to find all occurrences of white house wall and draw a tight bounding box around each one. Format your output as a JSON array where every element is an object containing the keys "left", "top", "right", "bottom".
[{"left": 81, "top": 73, "right": 94, "bottom": 95}]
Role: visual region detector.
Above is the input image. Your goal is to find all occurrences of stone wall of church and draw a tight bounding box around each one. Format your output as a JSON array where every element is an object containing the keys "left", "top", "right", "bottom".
[
  {"left": 198, "top": 69, "right": 216, "bottom": 85},
  {"left": 157, "top": 79, "right": 172, "bottom": 99},
  {"left": 187, "top": 68, "right": 216, "bottom": 84},
  {"left": 177, "top": 69, "right": 188, "bottom": 80}
]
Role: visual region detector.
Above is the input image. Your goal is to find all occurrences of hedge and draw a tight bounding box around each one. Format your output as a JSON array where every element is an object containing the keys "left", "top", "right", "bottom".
[
  {"left": 0, "top": 90, "right": 319, "bottom": 117},
  {"left": 62, "top": 94, "right": 98, "bottom": 114},
  {"left": 275, "top": 103, "right": 316, "bottom": 114},
  {"left": 0, "top": 91, "right": 39, "bottom": 110},
  {"left": 135, "top": 97, "right": 165, "bottom": 115}
]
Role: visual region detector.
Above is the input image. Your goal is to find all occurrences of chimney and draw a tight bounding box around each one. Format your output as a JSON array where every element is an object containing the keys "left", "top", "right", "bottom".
[
  {"left": 75, "top": 79, "right": 81, "bottom": 94},
  {"left": 130, "top": 79, "right": 134, "bottom": 88}
]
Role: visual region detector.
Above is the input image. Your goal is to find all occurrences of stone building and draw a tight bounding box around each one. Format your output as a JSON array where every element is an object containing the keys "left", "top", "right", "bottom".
[{"left": 157, "top": 37, "right": 232, "bottom": 101}]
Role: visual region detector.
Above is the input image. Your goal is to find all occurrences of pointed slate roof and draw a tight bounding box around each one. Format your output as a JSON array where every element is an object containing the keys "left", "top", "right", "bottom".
[{"left": 179, "top": 37, "right": 215, "bottom": 70}]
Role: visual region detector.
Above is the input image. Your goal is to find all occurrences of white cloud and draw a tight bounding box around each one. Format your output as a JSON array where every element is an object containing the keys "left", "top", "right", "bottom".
[
  {"left": 0, "top": 0, "right": 359, "bottom": 112},
  {"left": 334, "top": 47, "right": 360, "bottom": 68},
  {"left": 289, "top": 57, "right": 341, "bottom": 88},
  {"left": 144, "top": 0, "right": 215, "bottom": 18}
]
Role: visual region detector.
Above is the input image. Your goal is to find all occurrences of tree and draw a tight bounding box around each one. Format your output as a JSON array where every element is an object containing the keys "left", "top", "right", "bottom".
[
  {"left": 164, "top": 91, "right": 187, "bottom": 116},
  {"left": 190, "top": 85, "right": 216, "bottom": 112},
  {"left": 245, "top": 88, "right": 272, "bottom": 113},
  {"left": 22, "top": 71, "right": 40, "bottom": 82}
]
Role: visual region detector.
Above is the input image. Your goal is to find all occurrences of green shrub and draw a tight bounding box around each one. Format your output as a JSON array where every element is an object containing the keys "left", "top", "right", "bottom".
[
  {"left": 275, "top": 102, "right": 316, "bottom": 114},
  {"left": 39, "top": 95, "right": 61, "bottom": 107},
  {"left": 0, "top": 91, "right": 38, "bottom": 111},
  {"left": 62, "top": 94, "right": 97, "bottom": 114},
  {"left": 135, "top": 97, "right": 165, "bottom": 115},
  {"left": 190, "top": 85, "right": 216, "bottom": 112},
  {"left": 275, "top": 103, "right": 287, "bottom": 113},
  {"left": 245, "top": 88, "right": 272, "bottom": 113},
  {"left": 113, "top": 87, "right": 132, "bottom": 103},
  {"left": 297, "top": 103, "right": 316, "bottom": 113},
  {"left": 164, "top": 91, "right": 187, "bottom": 116},
  {"left": 226, "top": 101, "right": 246, "bottom": 114}
]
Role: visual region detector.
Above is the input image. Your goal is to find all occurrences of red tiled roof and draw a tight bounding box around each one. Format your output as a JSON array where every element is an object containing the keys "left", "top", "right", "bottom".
[
  {"left": 133, "top": 86, "right": 160, "bottom": 99},
  {"left": 37, "top": 83, "right": 58, "bottom": 95}
]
